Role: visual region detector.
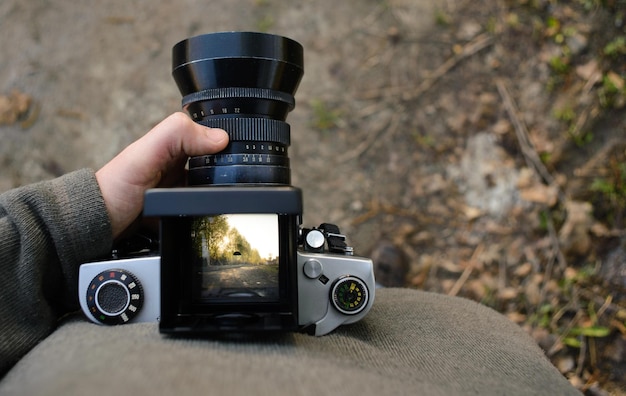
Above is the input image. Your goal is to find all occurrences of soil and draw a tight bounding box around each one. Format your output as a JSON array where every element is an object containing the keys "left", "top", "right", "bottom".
[{"left": 1, "top": 0, "right": 625, "bottom": 394}]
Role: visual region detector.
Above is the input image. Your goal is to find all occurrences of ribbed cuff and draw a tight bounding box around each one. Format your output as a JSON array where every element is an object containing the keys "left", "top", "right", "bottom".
[{"left": 49, "top": 169, "right": 113, "bottom": 286}]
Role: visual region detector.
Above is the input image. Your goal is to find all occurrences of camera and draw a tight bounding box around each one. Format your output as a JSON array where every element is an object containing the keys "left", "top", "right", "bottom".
[{"left": 78, "top": 32, "right": 375, "bottom": 336}]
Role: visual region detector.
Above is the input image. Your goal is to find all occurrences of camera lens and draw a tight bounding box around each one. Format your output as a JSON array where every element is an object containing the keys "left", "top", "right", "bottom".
[{"left": 172, "top": 32, "right": 304, "bottom": 185}]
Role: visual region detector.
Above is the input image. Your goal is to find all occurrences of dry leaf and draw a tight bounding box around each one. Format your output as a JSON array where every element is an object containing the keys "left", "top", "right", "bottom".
[
  {"left": 558, "top": 200, "right": 594, "bottom": 257},
  {"left": 0, "top": 90, "right": 32, "bottom": 126},
  {"left": 519, "top": 183, "right": 559, "bottom": 206}
]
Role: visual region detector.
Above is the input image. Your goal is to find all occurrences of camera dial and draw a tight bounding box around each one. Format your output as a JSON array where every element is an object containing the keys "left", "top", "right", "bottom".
[
  {"left": 86, "top": 269, "right": 145, "bottom": 325},
  {"left": 331, "top": 276, "right": 369, "bottom": 315},
  {"left": 305, "top": 229, "right": 325, "bottom": 250}
]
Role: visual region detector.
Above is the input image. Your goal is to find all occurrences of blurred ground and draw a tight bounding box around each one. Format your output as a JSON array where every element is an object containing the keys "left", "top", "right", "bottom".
[{"left": 1, "top": 0, "right": 625, "bottom": 394}]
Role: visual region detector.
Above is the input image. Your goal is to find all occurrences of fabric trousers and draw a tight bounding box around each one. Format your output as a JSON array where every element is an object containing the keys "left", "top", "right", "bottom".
[{"left": 0, "top": 288, "right": 581, "bottom": 395}]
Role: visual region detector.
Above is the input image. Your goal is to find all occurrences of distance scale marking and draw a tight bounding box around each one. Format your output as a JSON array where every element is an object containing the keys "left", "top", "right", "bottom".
[
  {"left": 86, "top": 269, "right": 144, "bottom": 325},
  {"left": 330, "top": 276, "right": 369, "bottom": 315},
  {"left": 191, "top": 106, "right": 241, "bottom": 119},
  {"left": 188, "top": 142, "right": 289, "bottom": 168}
]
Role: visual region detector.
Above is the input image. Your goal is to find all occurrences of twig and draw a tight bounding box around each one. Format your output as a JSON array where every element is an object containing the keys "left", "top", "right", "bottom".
[
  {"left": 576, "top": 335, "right": 587, "bottom": 378},
  {"left": 498, "top": 257, "right": 507, "bottom": 295},
  {"left": 495, "top": 79, "right": 561, "bottom": 194},
  {"left": 359, "top": 33, "right": 494, "bottom": 101},
  {"left": 573, "top": 136, "right": 626, "bottom": 179},
  {"left": 579, "top": 288, "right": 625, "bottom": 317},
  {"left": 351, "top": 199, "right": 449, "bottom": 226},
  {"left": 569, "top": 104, "right": 600, "bottom": 143},
  {"left": 497, "top": 78, "right": 570, "bottom": 306},
  {"left": 539, "top": 211, "right": 568, "bottom": 306},
  {"left": 340, "top": 110, "right": 402, "bottom": 163},
  {"left": 448, "top": 243, "right": 484, "bottom": 297},
  {"left": 596, "top": 294, "right": 613, "bottom": 319},
  {"left": 547, "top": 309, "right": 584, "bottom": 357},
  {"left": 538, "top": 233, "right": 557, "bottom": 308},
  {"left": 610, "top": 319, "right": 626, "bottom": 335}
]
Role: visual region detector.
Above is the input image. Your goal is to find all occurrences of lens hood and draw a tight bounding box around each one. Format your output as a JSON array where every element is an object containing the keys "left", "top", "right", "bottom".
[{"left": 172, "top": 31, "right": 304, "bottom": 97}]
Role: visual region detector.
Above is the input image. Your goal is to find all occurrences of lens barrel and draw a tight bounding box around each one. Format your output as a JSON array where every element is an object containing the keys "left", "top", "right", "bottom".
[{"left": 172, "top": 32, "right": 304, "bottom": 185}]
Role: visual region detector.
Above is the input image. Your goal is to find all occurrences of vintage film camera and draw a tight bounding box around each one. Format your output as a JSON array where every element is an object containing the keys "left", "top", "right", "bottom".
[{"left": 78, "top": 32, "right": 375, "bottom": 336}]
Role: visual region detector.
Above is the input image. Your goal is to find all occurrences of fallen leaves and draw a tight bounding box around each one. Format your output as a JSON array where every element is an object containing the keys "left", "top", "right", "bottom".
[
  {"left": 558, "top": 201, "right": 594, "bottom": 258},
  {"left": 0, "top": 89, "right": 37, "bottom": 128}
]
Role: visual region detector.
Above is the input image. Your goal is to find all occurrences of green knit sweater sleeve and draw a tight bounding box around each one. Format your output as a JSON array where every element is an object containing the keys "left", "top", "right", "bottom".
[{"left": 0, "top": 169, "right": 113, "bottom": 376}]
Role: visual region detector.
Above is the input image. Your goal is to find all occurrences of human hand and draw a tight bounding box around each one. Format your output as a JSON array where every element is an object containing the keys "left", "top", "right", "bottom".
[{"left": 95, "top": 112, "right": 229, "bottom": 239}]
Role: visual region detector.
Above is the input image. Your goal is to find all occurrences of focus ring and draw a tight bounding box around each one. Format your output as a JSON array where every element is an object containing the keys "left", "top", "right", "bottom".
[
  {"left": 182, "top": 87, "right": 295, "bottom": 109},
  {"left": 200, "top": 118, "right": 291, "bottom": 146}
]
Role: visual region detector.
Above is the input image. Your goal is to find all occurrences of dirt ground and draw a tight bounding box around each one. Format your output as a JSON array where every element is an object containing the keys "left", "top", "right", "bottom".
[{"left": 1, "top": 0, "right": 625, "bottom": 394}]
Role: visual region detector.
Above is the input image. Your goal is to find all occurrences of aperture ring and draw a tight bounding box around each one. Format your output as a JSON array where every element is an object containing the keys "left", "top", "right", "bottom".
[
  {"left": 188, "top": 165, "right": 291, "bottom": 185},
  {"left": 182, "top": 87, "right": 295, "bottom": 109},
  {"left": 199, "top": 118, "right": 291, "bottom": 146}
]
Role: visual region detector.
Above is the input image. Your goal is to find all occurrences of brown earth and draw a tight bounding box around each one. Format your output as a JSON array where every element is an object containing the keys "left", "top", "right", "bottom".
[{"left": 1, "top": 0, "right": 625, "bottom": 394}]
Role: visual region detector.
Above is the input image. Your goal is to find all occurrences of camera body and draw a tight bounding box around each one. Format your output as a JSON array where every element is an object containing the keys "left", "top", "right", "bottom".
[
  {"left": 78, "top": 32, "right": 376, "bottom": 336},
  {"left": 78, "top": 187, "right": 375, "bottom": 336},
  {"left": 78, "top": 256, "right": 161, "bottom": 325}
]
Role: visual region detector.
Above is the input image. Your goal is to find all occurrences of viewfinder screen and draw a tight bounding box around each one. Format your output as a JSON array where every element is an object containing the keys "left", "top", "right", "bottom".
[{"left": 190, "top": 214, "right": 279, "bottom": 302}]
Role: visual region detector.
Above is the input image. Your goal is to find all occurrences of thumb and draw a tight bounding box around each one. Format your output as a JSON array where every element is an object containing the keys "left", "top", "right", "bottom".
[
  {"left": 148, "top": 112, "right": 229, "bottom": 161},
  {"left": 132, "top": 112, "right": 228, "bottom": 185},
  {"left": 96, "top": 112, "right": 229, "bottom": 238}
]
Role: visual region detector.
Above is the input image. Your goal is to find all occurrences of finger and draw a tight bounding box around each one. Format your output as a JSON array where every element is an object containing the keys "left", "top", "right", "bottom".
[
  {"left": 144, "top": 112, "right": 229, "bottom": 166},
  {"left": 116, "top": 112, "right": 228, "bottom": 187},
  {"left": 96, "top": 112, "right": 228, "bottom": 238}
]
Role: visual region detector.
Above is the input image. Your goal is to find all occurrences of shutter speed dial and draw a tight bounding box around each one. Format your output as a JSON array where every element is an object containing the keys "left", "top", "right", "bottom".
[
  {"left": 331, "top": 276, "right": 369, "bottom": 315},
  {"left": 86, "top": 269, "right": 144, "bottom": 325}
]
